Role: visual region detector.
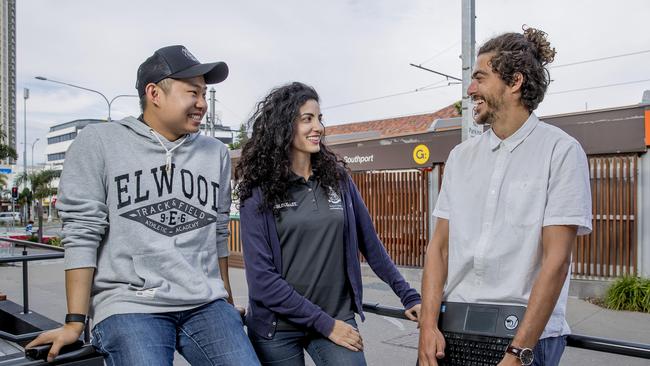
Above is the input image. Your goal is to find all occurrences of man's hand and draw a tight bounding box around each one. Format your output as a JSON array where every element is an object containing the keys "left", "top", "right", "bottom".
[
  {"left": 25, "top": 323, "right": 84, "bottom": 362},
  {"left": 235, "top": 304, "right": 246, "bottom": 320},
  {"left": 327, "top": 319, "right": 363, "bottom": 352},
  {"left": 417, "top": 325, "right": 446, "bottom": 366},
  {"left": 405, "top": 304, "right": 421, "bottom": 322},
  {"left": 234, "top": 304, "right": 246, "bottom": 315}
]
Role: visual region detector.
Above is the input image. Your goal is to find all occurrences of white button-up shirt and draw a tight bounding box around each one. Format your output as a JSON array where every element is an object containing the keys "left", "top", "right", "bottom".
[{"left": 433, "top": 113, "right": 592, "bottom": 338}]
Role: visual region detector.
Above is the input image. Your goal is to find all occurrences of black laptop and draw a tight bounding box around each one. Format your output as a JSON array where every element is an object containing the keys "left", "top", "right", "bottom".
[{"left": 435, "top": 302, "right": 527, "bottom": 366}]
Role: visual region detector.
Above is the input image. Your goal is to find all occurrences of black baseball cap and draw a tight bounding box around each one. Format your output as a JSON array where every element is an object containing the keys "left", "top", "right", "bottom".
[{"left": 136, "top": 45, "right": 229, "bottom": 96}]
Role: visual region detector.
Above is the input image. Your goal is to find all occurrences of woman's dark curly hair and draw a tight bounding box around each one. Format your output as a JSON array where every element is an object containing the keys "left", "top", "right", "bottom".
[
  {"left": 235, "top": 82, "right": 347, "bottom": 214},
  {"left": 478, "top": 25, "right": 556, "bottom": 111}
]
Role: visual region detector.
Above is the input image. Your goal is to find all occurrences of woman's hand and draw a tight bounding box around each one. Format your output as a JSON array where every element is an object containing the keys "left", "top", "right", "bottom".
[
  {"left": 405, "top": 303, "right": 421, "bottom": 322},
  {"left": 327, "top": 319, "right": 364, "bottom": 352}
]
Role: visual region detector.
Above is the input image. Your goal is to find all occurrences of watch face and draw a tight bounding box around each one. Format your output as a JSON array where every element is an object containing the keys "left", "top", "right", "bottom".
[{"left": 520, "top": 348, "right": 534, "bottom": 365}]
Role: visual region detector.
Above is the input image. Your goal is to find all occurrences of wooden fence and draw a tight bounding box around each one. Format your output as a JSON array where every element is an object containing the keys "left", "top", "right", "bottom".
[
  {"left": 573, "top": 155, "right": 638, "bottom": 277},
  {"left": 227, "top": 217, "right": 244, "bottom": 268},
  {"left": 352, "top": 170, "right": 430, "bottom": 267}
]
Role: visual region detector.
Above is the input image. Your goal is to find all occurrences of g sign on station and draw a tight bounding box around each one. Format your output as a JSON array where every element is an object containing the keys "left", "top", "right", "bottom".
[{"left": 412, "top": 144, "right": 430, "bottom": 165}]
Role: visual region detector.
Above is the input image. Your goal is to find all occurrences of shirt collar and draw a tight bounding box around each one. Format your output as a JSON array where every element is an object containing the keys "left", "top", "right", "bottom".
[
  {"left": 488, "top": 113, "right": 539, "bottom": 152},
  {"left": 288, "top": 172, "right": 315, "bottom": 184}
]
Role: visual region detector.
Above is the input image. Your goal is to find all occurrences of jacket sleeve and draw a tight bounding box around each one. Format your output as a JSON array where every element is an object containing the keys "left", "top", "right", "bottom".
[
  {"left": 57, "top": 126, "right": 109, "bottom": 270},
  {"left": 240, "top": 191, "right": 336, "bottom": 336},
  {"left": 215, "top": 147, "right": 232, "bottom": 258},
  {"left": 348, "top": 175, "right": 422, "bottom": 309}
]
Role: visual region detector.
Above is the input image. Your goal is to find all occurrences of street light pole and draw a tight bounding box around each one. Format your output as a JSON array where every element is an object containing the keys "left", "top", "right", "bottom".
[
  {"left": 30, "top": 138, "right": 39, "bottom": 172},
  {"left": 23, "top": 88, "right": 28, "bottom": 179},
  {"left": 35, "top": 76, "right": 137, "bottom": 122},
  {"left": 109, "top": 94, "right": 140, "bottom": 121},
  {"left": 22, "top": 89, "right": 29, "bottom": 225}
]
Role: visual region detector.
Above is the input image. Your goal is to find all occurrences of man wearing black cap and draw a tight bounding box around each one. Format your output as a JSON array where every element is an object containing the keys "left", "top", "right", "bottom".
[{"left": 26, "top": 45, "right": 260, "bottom": 365}]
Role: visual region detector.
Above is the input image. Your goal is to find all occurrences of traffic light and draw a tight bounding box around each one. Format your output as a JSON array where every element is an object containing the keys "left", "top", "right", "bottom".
[{"left": 11, "top": 186, "right": 18, "bottom": 200}]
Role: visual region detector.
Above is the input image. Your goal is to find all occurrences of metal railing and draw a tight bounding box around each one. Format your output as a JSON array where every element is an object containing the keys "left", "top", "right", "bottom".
[
  {"left": 0, "top": 238, "right": 64, "bottom": 318},
  {"left": 0, "top": 238, "right": 101, "bottom": 365},
  {"left": 361, "top": 302, "right": 650, "bottom": 360},
  {"left": 3, "top": 236, "right": 648, "bottom": 361}
]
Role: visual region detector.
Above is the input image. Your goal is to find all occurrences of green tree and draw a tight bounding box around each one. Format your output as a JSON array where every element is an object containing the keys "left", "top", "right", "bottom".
[
  {"left": 14, "top": 170, "right": 58, "bottom": 242},
  {"left": 453, "top": 100, "right": 463, "bottom": 116},
  {"left": 228, "top": 123, "right": 250, "bottom": 150},
  {"left": 0, "top": 130, "right": 18, "bottom": 160},
  {"left": 0, "top": 173, "right": 7, "bottom": 189},
  {"left": 17, "top": 187, "right": 32, "bottom": 219}
]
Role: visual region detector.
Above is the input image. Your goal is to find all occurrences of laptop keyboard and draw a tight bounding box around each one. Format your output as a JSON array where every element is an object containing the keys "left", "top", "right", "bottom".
[{"left": 439, "top": 331, "right": 510, "bottom": 366}]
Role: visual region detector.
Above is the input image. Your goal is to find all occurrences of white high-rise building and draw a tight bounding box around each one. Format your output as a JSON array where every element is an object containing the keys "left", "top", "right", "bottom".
[
  {"left": 0, "top": 0, "right": 17, "bottom": 165},
  {"left": 45, "top": 119, "right": 103, "bottom": 188}
]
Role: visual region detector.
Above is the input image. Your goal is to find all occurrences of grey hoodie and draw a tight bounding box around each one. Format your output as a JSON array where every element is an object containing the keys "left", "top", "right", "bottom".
[{"left": 58, "top": 116, "right": 231, "bottom": 326}]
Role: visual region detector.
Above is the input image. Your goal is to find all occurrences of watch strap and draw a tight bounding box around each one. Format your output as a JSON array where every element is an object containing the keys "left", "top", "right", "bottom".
[
  {"left": 506, "top": 344, "right": 533, "bottom": 365},
  {"left": 65, "top": 313, "right": 87, "bottom": 324},
  {"left": 506, "top": 344, "right": 523, "bottom": 357}
]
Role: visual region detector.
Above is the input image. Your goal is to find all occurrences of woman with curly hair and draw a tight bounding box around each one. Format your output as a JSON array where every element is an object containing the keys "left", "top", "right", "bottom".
[{"left": 236, "top": 82, "right": 421, "bottom": 365}]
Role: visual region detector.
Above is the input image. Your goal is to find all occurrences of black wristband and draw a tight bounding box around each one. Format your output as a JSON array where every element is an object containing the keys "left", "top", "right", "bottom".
[{"left": 65, "top": 313, "right": 87, "bottom": 324}]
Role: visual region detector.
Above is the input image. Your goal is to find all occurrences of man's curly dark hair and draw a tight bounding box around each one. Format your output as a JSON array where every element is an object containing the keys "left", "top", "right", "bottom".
[
  {"left": 478, "top": 25, "right": 557, "bottom": 111},
  {"left": 234, "top": 82, "right": 347, "bottom": 214}
]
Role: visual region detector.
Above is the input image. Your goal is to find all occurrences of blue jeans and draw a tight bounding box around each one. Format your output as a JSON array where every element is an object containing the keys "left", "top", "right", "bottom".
[
  {"left": 91, "top": 299, "right": 260, "bottom": 366},
  {"left": 249, "top": 318, "right": 366, "bottom": 366},
  {"left": 532, "top": 335, "right": 567, "bottom": 366}
]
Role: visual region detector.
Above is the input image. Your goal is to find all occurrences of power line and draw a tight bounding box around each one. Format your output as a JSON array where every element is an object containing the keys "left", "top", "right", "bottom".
[
  {"left": 322, "top": 82, "right": 458, "bottom": 110},
  {"left": 547, "top": 78, "right": 650, "bottom": 95},
  {"left": 325, "top": 49, "right": 650, "bottom": 111},
  {"left": 551, "top": 49, "right": 650, "bottom": 69},
  {"left": 323, "top": 77, "right": 649, "bottom": 111},
  {"left": 213, "top": 97, "right": 244, "bottom": 122},
  {"left": 417, "top": 40, "right": 459, "bottom": 65}
]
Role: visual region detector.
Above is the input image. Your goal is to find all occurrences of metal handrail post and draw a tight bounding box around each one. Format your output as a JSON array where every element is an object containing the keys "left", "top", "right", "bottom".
[{"left": 21, "top": 245, "right": 29, "bottom": 314}]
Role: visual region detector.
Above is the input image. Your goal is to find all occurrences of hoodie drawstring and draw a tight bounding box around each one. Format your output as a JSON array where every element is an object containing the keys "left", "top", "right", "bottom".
[{"left": 149, "top": 129, "right": 188, "bottom": 172}]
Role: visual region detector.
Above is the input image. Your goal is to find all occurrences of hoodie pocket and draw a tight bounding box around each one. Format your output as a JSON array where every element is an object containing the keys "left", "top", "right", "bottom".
[{"left": 130, "top": 249, "right": 216, "bottom": 304}]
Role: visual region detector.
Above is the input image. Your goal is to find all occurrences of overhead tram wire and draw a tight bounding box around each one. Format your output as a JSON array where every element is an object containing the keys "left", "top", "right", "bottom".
[
  {"left": 322, "top": 81, "right": 459, "bottom": 110},
  {"left": 409, "top": 64, "right": 462, "bottom": 82},
  {"left": 551, "top": 49, "right": 650, "bottom": 69},
  {"left": 547, "top": 78, "right": 650, "bottom": 95},
  {"left": 417, "top": 40, "right": 459, "bottom": 66},
  {"left": 322, "top": 49, "right": 649, "bottom": 112}
]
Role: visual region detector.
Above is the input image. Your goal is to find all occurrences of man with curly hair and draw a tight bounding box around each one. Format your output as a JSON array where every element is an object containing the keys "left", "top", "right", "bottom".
[{"left": 418, "top": 27, "right": 592, "bottom": 366}]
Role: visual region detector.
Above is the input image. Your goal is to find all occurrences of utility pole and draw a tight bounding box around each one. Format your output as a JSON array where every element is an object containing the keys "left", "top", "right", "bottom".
[
  {"left": 461, "top": 0, "right": 482, "bottom": 141},
  {"left": 22, "top": 88, "right": 28, "bottom": 179},
  {"left": 209, "top": 88, "right": 217, "bottom": 137},
  {"left": 22, "top": 88, "right": 29, "bottom": 225}
]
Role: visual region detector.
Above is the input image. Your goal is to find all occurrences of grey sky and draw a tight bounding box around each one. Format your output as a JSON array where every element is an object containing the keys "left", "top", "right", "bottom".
[{"left": 15, "top": 0, "right": 650, "bottom": 164}]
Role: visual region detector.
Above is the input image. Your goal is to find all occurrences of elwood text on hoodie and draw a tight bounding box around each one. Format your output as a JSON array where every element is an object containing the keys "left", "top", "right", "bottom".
[{"left": 58, "top": 116, "right": 232, "bottom": 326}]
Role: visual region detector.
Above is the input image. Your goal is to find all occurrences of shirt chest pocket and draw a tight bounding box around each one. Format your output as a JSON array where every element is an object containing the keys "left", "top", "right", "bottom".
[{"left": 505, "top": 180, "right": 546, "bottom": 226}]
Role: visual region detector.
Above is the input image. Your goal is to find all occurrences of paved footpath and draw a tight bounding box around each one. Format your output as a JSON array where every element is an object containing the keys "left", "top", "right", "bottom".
[{"left": 1, "top": 259, "right": 649, "bottom": 365}]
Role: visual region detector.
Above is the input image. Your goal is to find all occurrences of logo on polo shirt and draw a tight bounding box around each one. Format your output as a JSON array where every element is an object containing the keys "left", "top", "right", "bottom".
[
  {"left": 327, "top": 188, "right": 343, "bottom": 210},
  {"left": 274, "top": 201, "right": 298, "bottom": 210}
]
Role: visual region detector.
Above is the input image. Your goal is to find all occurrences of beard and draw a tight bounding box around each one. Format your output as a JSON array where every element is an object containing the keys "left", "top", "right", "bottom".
[{"left": 473, "top": 92, "right": 504, "bottom": 125}]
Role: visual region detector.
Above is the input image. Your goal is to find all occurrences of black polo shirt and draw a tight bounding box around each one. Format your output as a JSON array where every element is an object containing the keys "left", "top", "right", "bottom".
[{"left": 274, "top": 174, "right": 354, "bottom": 331}]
